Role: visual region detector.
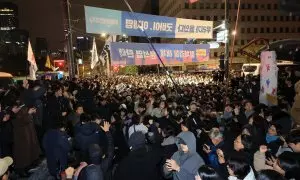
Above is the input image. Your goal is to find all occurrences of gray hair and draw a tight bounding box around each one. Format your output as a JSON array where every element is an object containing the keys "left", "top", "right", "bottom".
[{"left": 208, "top": 128, "right": 223, "bottom": 140}]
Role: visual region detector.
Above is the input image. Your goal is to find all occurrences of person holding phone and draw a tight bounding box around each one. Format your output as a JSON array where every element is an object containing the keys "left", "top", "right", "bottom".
[{"left": 163, "top": 131, "right": 204, "bottom": 180}]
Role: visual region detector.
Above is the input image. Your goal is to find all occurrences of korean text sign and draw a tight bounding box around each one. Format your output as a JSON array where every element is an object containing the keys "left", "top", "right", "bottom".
[
  {"left": 85, "top": 6, "right": 213, "bottom": 39},
  {"left": 110, "top": 42, "right": 210, "bottom": 66}
]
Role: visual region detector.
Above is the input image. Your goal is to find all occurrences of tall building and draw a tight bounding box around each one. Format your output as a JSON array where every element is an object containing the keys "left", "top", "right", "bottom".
[
  {"left": 159, "top": 0, "right": 300, "bottom": 70},
  {"left": 0, "top": 2, "right": 18, "bottom": 31}
]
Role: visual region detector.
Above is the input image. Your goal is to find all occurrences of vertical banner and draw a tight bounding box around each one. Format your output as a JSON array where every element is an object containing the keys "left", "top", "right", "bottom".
[{"left": 259, "top": 51, "right": 278, "bottom": 105}]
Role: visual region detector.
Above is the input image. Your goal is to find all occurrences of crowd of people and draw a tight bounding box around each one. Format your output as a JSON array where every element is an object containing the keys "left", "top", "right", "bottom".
[{"left": 0, "top": 71, "right": 299, "bottom": 180}]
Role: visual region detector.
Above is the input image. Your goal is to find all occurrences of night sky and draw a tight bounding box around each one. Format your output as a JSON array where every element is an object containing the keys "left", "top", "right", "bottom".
[{"left": 9, "top": 0, "right": 150, "bottom": 51}]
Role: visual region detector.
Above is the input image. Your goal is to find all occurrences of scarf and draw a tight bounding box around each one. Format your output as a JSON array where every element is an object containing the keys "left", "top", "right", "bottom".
[{"left": 266, "top": 134, "right": 279, "bottom": 143}]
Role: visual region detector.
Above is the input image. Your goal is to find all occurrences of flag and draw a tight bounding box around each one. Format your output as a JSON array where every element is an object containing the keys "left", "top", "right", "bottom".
[
  {"left": 99, "top": 48, "right": 107, "bottom": 65},
  {"left": 45, "top": 55, "right": 51, "bottom": 69},
  {"left": 99, "top": 35, "right": 115, "bottom": 65},
  {"left": 27, "top": 40, "right": 38, "bottom": 80},
  {"left": 91, "top": 37, "right": 99, "bottom": 69},
  {"left": 187, "top": 0, "right": 199, "bottom": 3}
]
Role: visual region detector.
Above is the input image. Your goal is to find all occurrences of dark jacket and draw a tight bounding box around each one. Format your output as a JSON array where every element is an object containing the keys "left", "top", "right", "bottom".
[
  {"left": 114, "top": 146, "right": 162, "bottom": 180},
  {"left": 12, "top": 107, "right": 41, "bottom": 169},
  {"left": 74, "top": 123, "right": 101, "bottom": 162},
  {"left": 67, "top": 112, "right": 81, "bottom": 127},
  {"left": 0, "top": 120, "right": 13, "bottom": 157},
  {"left": 77, "top": 88, "right": 95, "bottom": 114},
  {"left": 45, "top": 95, "right": 67, "bottom": 130},
  {"left": 187, "top": 112, "right": 202, "bottom": 135},
  {"left": 104, "top": 132, "right": 115, "bottom": 174},
  {"left": 43, "top": 129, "right": 71, "bottom": 176},
  {"left": 164, "top": 131, "right": 205, "bottom": 180},
  {"left": 97, "top": 104, "right": 111, "bottom": 121}
]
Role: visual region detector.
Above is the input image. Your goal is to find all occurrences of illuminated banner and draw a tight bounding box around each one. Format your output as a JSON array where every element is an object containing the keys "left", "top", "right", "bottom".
[
  {"left": 110, "top": 42, "right": 210, "bottom": 66},
  {"left": 85, "top": 6, "right": 213, "bottom": 39}
]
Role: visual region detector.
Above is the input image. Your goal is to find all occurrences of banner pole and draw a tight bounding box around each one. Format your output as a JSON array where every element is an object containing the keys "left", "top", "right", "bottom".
[{"left": 107, "top": 36, "right": 112, "bottom": 77}]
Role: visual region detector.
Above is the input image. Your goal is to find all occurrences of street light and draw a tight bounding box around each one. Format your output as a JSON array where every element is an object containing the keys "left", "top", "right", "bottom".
[
  {"left": 231, "top": 30, "right": 237, "bottom": 36},
  {"left": 101, "top": 33, "right": 107, "bottom": 37}
]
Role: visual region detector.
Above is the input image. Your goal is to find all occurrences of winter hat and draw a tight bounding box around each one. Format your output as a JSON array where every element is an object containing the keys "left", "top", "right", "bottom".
[
  {"left": 0, "top": 157, "right": 13, "bottom": 176},
  {"left": 128, "top": 132, "right": 146, "bottom": 150}
]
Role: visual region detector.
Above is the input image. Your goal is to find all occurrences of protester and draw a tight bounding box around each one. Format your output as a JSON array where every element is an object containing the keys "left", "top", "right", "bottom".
[
  {"left": 195, "top": 165, "right": 224, "bottom": 180},
  {"left": 0, "top": 72, "right": 298, "bottom": 180},
  {"left": 203, "top": 128, "right": 231, "bottom": 170},
  {"left": 0, "top": 111, "right": 12, "bottom": 158},
  {"left": 11, "top": 103, "right": 41, "bottom": 176},
  {"left": 227, "top": 155, "right": 255, "bottom": 180},
  {"left": 272, "top": 151, "right": 300, "bottom": 180},
  {"left": 43, "top": 121, "right": 71, "bottom": 177},
  {"left": 128, "top": 115, "right": 148, "bottom": 138},
  {"left": 114, "top": 131, "right": 162, "bottom": 180},
  {"left": 67, "top": 104, "right": 84, "bottom": 127},
  {"left": 163, "top": 131, "right": 205, "bottom": 180},
  {"left": 286, "top": 129, "right": 300, "bottom": 153}
]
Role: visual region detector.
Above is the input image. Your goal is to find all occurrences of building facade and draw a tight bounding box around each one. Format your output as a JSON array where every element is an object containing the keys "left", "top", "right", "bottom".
[
  {"left": 0, "top": 2, "right": 18, "bottom": 31},
  {"left": 159, "top": 0, "right": 300, "bottom": 71}
]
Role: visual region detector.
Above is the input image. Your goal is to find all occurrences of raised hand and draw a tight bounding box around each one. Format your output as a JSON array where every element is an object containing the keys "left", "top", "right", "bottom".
[{"left": 101, "top": 121, "right": 111, "bottom": 132}]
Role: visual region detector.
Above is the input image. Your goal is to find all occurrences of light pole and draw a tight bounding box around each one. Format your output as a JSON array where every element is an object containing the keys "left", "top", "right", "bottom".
[
  {"left": 66, "top": 0, "right": 75, "bottom": 79},
  {"left": 224, "top": 0, "right": 230, "bottom": 79}
]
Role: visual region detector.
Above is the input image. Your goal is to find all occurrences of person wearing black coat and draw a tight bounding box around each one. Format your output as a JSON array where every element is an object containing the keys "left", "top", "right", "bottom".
[
  {"left": 43, "top": 121, "right": 71, "bottom": 177},
  {"left": 77, "top": 82, "right": 95, "bottom": 114},
  {"left": 87, "top": 121, "right": 114, "bottom": 179},
  {"left": 96, "top": 97, "right": 111, "bottom": 121},
  {"left": 114, "top": 132, "right": 162, "bottom": 180},
  {"left": 44, "top": 86, "right": 68, "bottom": 130},
  {"left": 0, "top": 112, "right": 13, "bottom": 158},
  {"left": 74, "top": 114, "right": 102, "bottom": 162}
]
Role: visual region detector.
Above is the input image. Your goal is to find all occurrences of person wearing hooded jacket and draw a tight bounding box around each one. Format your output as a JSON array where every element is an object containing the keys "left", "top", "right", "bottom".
[
  {"left": 43, "top": 121, "right": 71, "bottom": 177},
  {"left": 163, "top": 131, "right": 205, "bottom": 180},
  {"left": 74, "top": 114, "right": 102, "bottom": 162}
]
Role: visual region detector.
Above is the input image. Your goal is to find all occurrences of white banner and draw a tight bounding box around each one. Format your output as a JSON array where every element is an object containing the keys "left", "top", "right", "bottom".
[{"left": 259, "top": 51, "right": 278, "bottom": 105}]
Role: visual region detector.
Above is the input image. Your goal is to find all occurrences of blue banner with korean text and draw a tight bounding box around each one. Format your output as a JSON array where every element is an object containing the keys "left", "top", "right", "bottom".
[
  {"left": 85, "top": 6, "right": 213, "bottom": 39},
  {"left": 110, "top": 42, "right": 210, "bottom": 66}
]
